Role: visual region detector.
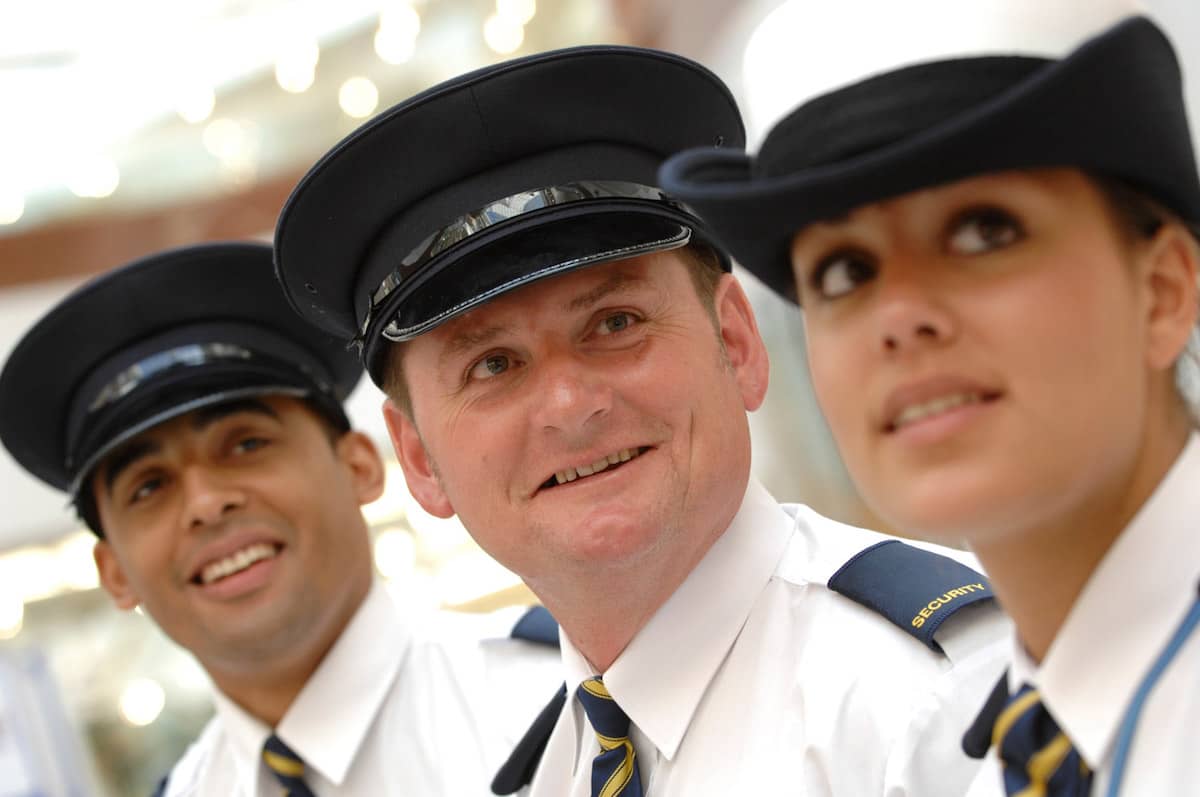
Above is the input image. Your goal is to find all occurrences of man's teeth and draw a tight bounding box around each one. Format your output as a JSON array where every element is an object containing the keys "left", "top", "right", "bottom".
[
  {"left": 554, "top": 448, "right": 639, "bottom": 485},
  {"left": 200, "top": 543, "right": 277, "bottom": 585},
  {"left": 894, "top": 393, "right": 980, "bottom": 430}
]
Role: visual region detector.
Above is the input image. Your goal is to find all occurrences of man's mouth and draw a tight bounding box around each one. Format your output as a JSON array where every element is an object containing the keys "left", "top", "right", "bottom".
[
  {"left": 540, "top": 447, "right": 649, "bottom": 490},
  {"left": 194, "top": 543, "right": 281, "bottom": 586}
]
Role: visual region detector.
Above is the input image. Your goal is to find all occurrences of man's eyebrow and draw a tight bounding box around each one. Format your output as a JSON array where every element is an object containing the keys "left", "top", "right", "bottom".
[
  {"left": 102, "top": 438, "right": 160, "bottom": 496},
  {"left": 190, "top": 398, "right": 279, "bottom": 431},
  {"left": 564, "top": 271, "right": 648, "bottom": 313},
  {"left": 439, "top": 325, "right": 514, "bottom": 368},
  {"left": 101, "top": 398, "right": 280, "bottom": 496}
]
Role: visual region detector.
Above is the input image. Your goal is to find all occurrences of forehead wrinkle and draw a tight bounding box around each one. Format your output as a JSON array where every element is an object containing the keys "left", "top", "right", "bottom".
[
  {"left": 438, "top": 323, "right": 515, "bottom": 368},
  {"left": 564, "top": 270, "right": 648, "bottom": 313}
]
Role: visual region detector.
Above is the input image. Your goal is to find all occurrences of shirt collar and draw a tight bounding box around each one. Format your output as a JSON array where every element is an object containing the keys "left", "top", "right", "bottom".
[
  {"left": 559, "top": 478, "right": 794, "bottom": 762},
  {"left": 210, "top": 579, "right": 412, "bottom": 789},
  {"left": 1034, "top": 432, "right": 1200, "bottom": 766}
]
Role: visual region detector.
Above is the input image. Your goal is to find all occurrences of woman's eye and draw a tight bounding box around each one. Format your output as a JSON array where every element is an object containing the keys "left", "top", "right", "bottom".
[
  {"left": 810, "top": 251, "right": 876, "bottom": 300},
  {"left": 947, "top": 208, "right": 1023, "bottom": 255},
  {"left": 595, "top": 312, "right": 636, "bottom": 336},
  {"left": 468, "top": 353, "right": 511, "bottom": 381}
]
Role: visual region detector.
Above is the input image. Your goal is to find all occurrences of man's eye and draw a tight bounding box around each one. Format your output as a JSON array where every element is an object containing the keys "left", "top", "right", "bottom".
[
  {"left": 595, "top": 312, "right": 636, "bottom": 336},
  {"left": 129, "top": 477, "right": 163, "bottom": 505},
  {"left": 233, "top": 437, "right": 269, "bottom": 455},
  {"left": 947, "top": 208, "right": 1023, "bottom": 255},
  {"left": 468, "top": 353, "right": 511, "bottom": 380},
  {"left": 810, "top": 251, "right": 877, "bottom": 300}
]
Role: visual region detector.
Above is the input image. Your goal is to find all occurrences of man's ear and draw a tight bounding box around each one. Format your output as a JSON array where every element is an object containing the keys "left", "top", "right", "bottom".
[
  {"left": 93, "top": 540, "right": 140, "bottom": 611},
  {"left": 382, "top": 399, "right": 455, "bottom": 518},
  {"left": 713, "top": 274, "right": 770, "bottom": 411},
  {"left": 335, "top": 430, "right": 387, "bottom": 506},
  {"left": 1142, "top": 221, "right": 1200, "bottom": 371}
]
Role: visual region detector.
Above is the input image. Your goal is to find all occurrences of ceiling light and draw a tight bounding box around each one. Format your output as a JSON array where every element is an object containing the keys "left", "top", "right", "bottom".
[
  {"left": 0, "top": 192, "right": 23, "bottom": 225},
  {"left": 483, "top": 13, "right": 524, "bottom": 55},
  {"left": 176, "top": 86, "right": 216, "bottom": 125},
  {"left": 275, "top": 38, "right": 320, "bottom": 94},
  {"left": 339, "top": 76, "right": 379, "bottom": 119},
  {"left": 374, "top": 527, "right": 417, "bottom": 581},
  {"left": 67, "top": 156, "right": 120, "bottom": 199},
  {"left": 497, "top": 0, "right": 537, "bottom": 25},
  {"left": 375, "top": 26, "right": 417, "bottom": 65},
  {"left": 119, "top": 678, "right": 166, "bottom": 727}
]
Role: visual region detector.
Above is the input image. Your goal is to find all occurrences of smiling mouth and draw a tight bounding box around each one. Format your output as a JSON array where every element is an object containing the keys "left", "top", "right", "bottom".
[
  {"left": 886, "top": 391, "right": 1001, "bottom": 433},
  {"left": 193, "top": 543, "right": 281, "bottom": 586},
  {"left": 540, "top": 447, "right": 649, "bottom": 490}
]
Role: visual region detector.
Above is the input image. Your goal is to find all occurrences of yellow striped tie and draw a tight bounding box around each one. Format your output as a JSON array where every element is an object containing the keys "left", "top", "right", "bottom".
[
  {"left": 575, "top": 678, "right": 644, "bottom": 797},
  {"left": 262, "top": 734, "right": 317, "bottom": 797},
  {"left": 994, "top": 685, "right": 1091, "bottom": 796}
]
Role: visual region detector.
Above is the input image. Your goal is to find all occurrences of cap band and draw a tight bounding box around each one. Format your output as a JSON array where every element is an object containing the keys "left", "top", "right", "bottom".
[
  {"left": 381, "top": 224, "right": 691, "bottom": 342},
  {"left": 86, "top": 342, "right": 254, "bottom": 414},
  {"left": 362, "top": 180, "right": 689, "bottom": 340}
]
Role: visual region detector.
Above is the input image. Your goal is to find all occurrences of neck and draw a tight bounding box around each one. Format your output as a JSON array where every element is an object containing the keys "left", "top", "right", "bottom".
[
  {"left": 207, "top": 579, "right": 370, "bottom": 727},
  {"left": 972, "top": 422, "right": 1190, "bottom": 663},
  {"left": 530, "top": 518, "right": 730, "bottom": 672}
]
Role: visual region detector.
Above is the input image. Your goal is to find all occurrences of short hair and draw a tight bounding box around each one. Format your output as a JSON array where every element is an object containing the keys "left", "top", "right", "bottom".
[{"left": 381, "top": 242, "right": 727, "bottom": 416}]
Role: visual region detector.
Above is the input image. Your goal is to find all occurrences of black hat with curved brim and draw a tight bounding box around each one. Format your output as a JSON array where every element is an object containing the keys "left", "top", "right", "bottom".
[
  {"left": 0, "top": 242, "right": 362, "bottom": 525},
  {"left": 273, "top": 45, "right": 744, "bottom": 385},
  {"left": 659, "top": 15, "right": 1200, "bottom": 302}
]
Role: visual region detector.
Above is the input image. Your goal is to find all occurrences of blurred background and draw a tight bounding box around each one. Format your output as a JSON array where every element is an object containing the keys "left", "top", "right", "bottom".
[{"left": 1, "top": 1, "right": 1197, "bottom": 794}]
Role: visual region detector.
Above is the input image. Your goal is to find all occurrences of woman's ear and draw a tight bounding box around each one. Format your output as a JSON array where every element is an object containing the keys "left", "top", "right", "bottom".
[
  {"left": 382, "top": 399, "right": 455, "bottom": 518},
  {"left": 1141, "top": 222, "right": 1200, "bottom": 371}
]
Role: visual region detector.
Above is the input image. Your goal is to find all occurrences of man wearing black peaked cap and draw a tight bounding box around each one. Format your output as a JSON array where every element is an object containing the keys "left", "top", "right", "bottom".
[
  {"left": 276, "top": 45, "right": 1009, "bottom": 796},
  {"left": 663, "top": 4, "right": 1200, "bottom": 795},
  {"left": 0, "top": 242, "right": 560, "bottom": 796}
]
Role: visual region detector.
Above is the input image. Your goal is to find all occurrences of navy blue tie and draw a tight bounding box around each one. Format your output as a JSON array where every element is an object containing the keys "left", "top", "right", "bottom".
[
  {"left": 575, "top": 678, "right": 645, "bottom": 797},
  {"left": 994, "top": 684, "right": 1092, "bottom": 796},
  {"left": 262, "top": 733, "right": 317, "bottom": 797}
]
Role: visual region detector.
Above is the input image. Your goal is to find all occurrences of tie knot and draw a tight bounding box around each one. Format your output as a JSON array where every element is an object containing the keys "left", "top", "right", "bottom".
[
  {"left": 993, "top": 683, "right": 1091, "bottom": 796},
  {"left": 262, "top": 734, "right": 316, "bottom": 796},
  {"left": 576, "top": 678, "right": 632, "bottom": 741}
]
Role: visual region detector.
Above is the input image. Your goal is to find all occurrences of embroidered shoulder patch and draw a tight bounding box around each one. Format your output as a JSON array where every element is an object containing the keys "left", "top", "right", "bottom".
[{"left": 828, "top": 539, "right": 994, "bottom": 651}]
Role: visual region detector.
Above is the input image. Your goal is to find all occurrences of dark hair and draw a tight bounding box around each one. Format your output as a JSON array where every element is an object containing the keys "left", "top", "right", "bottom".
[
  {"left": 76, "top": 395, "right": 351, "bottom": 537},
  {"left": 1090, "top": 174, "right": 1166, "bottom": 243},
  {"left": 1091, "top": 173, "right": 1200, "bottom": 426},
  {"left": 381, "top": 242, "right": 726, "bottom": 416}
]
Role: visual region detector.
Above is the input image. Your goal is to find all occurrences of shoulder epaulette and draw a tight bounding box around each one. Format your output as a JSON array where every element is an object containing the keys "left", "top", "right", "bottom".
[
  {"left": 828, "top": 539, "right": 995, "bottom": 651},
  {"left": 492, "top": 684, "right": 567, "bottom": 794},
  {"left": 510, "top": 605, "right": 560, "bottom": 647}
]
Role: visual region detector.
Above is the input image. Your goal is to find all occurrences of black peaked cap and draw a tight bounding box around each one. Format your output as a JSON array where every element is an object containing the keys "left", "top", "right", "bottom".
[
  {"left": 0, "top": 242, "right": 362, "bottom": 501},
  {"left": 659, "top": 16, "right": 1200, "bottom": 301},
  {"left": 274, "top": 45, "right": 744, "bottom": 384}
]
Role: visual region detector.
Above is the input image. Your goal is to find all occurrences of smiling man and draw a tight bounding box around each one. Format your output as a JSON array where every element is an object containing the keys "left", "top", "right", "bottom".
[
  {"left": 274, "top": 46, "right": 1012, "bottom": 796},
  {"left": 0, "top": 242, "right": 560, "bottom": 796}
]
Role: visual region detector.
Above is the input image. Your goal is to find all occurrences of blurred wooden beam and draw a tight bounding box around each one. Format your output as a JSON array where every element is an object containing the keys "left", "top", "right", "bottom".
[{"left": 0, "top": 169, "right": 304, "bottom": 289}]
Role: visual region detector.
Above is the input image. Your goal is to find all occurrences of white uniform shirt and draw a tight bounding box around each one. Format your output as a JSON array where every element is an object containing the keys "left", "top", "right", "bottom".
[
  {"left": 966, "top": 433, "right": 1200, "bottom": 797},
  {"left": 525, "top": 479, "right": 1011, "bottom": 797},
  {"left": 162, "top": 580, "right": 561, "bottom": 796}
]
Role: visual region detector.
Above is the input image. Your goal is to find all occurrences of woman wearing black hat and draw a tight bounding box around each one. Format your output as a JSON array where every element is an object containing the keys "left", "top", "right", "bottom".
[{"left": 663, "top": 11, "right": 1200, "bottom": 797}]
